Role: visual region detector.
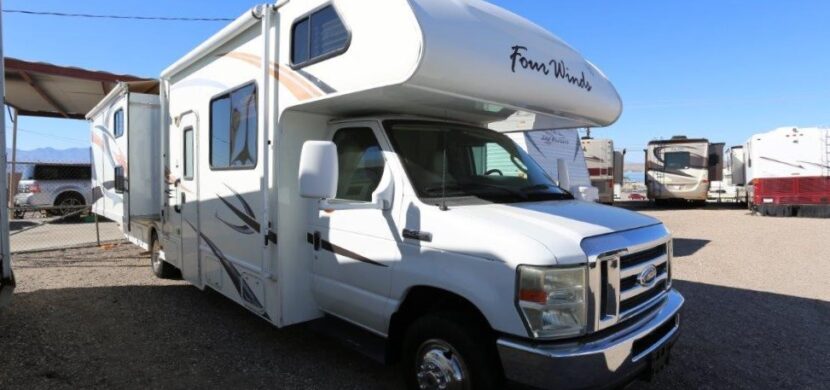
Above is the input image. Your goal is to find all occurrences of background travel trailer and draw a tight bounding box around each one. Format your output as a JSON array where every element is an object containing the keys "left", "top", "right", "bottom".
[
  {"left": 645, "top": 136, "right": 723, "bottom": 204},
  {"left": 708, "top": 145, "right": 747, "bottom": 203},
  {"left": 87, "top": 81, "right": 161, "bottom": 249},
  {"left": 739, "top": 127, "right": 830, "bottom": 217},
  {"left": 580, "top": 137, "right": 616, "bottom": 203},
  {"left": 491, "top": 112, "right": 599, "bottom": 202}
]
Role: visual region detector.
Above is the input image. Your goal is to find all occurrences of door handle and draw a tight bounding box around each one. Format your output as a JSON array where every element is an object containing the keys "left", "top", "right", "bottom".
[{"left": 174, "top": 193, "right": 184, "bottom": 214}]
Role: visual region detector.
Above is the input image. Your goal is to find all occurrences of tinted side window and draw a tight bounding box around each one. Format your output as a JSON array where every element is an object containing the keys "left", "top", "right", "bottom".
[
  {"left": 310, "top": 6, "right": 348, "bottom": 58},
  {"left": 114, "top": 109, "right": 124, "bottom": 138},
  {"left": 332, "top": 128, "right": 385, "bottom": 202},
  {"left": 210, "top": 83, "right": 257, "bottom": 169},
  {"left": 291, "top": 5, "right": 348, "bottom": 66},
  {"left": 292, "top": 18, "right": 310, "bottom": 64}
]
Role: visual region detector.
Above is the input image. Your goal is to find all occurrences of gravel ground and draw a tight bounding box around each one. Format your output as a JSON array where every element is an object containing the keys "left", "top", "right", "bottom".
[{"left": 1, "top": 204, "right": 828, "bottom": 389}]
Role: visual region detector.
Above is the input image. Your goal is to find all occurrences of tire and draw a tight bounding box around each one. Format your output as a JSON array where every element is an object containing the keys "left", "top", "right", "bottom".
[
  {"left": 401, "top": 312, "right": 502, "bottom": 390},
  {"left": 150, "top": 230, "right": 180, "bottom": 279},
  {"left": 53, "top": 192, "right": 85, "bottom": 218}
]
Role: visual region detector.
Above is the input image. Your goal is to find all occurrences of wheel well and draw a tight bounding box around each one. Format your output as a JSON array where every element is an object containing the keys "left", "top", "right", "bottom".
[
  {"left": 54, "top": 190, "right": 85, "bottom": 205},
  {"left": 386, "top": 286, "right": 492, "bottom": 364},
  {"left": 149, "top": 227, "right": 158, "bottom": 245}
]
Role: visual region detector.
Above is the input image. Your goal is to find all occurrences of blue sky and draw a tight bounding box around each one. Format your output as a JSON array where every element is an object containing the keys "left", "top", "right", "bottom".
[{"left": 4, "top": 1, "right": 829, "bottom": 162}]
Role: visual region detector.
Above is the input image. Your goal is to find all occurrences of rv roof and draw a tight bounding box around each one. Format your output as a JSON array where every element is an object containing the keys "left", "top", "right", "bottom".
[{"left": 648, "top": 138, "right": 709, "bottom": 145}]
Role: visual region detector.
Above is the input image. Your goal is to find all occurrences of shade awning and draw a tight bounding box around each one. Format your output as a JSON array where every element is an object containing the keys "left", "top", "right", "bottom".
[{"left": 4, "top": 57, "right": 151, "bottom": 119}]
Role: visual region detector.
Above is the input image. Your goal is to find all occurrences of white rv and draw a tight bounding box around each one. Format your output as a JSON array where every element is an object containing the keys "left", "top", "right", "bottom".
[
  {"left": 492, "top": 112, "right": 599, "bottom": 202},
  {"left": 581, "top": 137, "right": 616, "bottom": 203},
  {"left": 87, "top": 81, "right": 162, "bottom": 249},
  {"left": 645, "top": 136, "right": 723, "bottom": 204},
  {"left": 84, "top": 1, "right": 683, "bottom": 388},
  {"left": 708, "top": 146, "right": 747, "bottom": 203},
  {"left": 740, "top": 127, "right": 830, "bottom": 217}
]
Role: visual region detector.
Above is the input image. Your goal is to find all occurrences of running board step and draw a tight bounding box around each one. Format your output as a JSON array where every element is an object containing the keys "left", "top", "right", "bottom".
[{"left": 307, "top": 315, "right": 388, "bottom": 364}]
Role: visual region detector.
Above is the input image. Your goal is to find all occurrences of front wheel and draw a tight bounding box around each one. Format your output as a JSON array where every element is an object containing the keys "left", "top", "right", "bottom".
[{"left": 402, "top": 312, "right": 502, "bottom": 390}]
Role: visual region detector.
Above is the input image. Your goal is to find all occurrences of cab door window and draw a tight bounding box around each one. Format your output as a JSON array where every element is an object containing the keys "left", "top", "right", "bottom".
[{"left": 332, "top": 128, "right": 385, "bottom": 202}]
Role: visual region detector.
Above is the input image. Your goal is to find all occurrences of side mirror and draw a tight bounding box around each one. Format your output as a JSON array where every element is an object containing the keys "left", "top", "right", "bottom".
[{"left": 299, "top": 141, "right": 338, "bottom": 199}]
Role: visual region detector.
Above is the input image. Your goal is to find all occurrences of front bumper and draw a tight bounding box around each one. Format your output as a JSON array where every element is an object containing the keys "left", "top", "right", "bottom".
[{"left": 497, "top": 289, "right": 684, "bottom": 390}]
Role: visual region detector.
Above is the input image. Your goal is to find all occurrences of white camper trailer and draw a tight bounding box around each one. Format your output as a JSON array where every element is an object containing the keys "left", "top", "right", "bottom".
[
  {"left": 708, "top": 146, "right": 747, "bottom": 203},
  {"left": 645, "top": 136, "right": 724, "bottom": 204},
  {"left": 492, "top": 112, "right": 599, "bottom": 202},
  {"left": 581, "top": 137, "right": 616, "bottom": 203},
  {"left": 740, "top": 127, "right": 830, "bottom": 217},
  {"left": 84, "top": 1, "right": 684, "bottom": 388},
  {"left": 87, "top": 81, "right": 162, "bottom": 249},
  {"left": 613, "top": 150, "right": 625, "bottom": 199}
]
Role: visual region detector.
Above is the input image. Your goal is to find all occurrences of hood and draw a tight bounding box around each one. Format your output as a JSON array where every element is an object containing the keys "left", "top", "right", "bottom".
[{"left": 413, "top": 200, "right": 661, "bottom": 267}]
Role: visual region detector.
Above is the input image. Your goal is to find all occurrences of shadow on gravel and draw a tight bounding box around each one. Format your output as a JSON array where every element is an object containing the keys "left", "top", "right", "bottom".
[
  {"left": 672, "top": 238, "right": 710, "bottom": 257},
  {"left": 9, "top": 220, "right": 39, "bottom": 231},
  {"left": 0, "top": 285, "right": 402, "bottom": 390},
  {"left": 1, "top": 281, "right": 827, "bottom": 389},
  {"left": 637, "top": 280, "right": 830, "bottom": 390}
]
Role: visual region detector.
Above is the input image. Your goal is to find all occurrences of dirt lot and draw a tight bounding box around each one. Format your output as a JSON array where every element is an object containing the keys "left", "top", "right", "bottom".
[{"left": 1, "top": 204, "right": 828, "bottom": 389}]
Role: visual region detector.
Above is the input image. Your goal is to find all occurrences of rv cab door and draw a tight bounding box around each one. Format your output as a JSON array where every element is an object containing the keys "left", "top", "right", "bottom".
[{"left": 308, "top": 122, "right": 400, "bottom": 333}]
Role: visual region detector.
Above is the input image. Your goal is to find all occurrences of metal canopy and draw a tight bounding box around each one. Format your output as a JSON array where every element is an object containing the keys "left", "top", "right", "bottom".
[{"left": 4, "top": 57, "right": 150, "bottom": 119}]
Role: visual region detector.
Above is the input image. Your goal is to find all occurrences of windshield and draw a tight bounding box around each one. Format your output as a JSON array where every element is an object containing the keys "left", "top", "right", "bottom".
[{"left": 384, "top": 120, "right": 572, "bottom": 204}]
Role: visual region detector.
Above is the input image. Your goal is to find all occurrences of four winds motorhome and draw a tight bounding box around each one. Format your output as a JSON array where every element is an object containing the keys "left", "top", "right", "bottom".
[
  {"left": 645, "top": 136, "right": 723, "bottom": 205},
  {"left": 86, "top": 0, "right": 685, "bottom": 388}
]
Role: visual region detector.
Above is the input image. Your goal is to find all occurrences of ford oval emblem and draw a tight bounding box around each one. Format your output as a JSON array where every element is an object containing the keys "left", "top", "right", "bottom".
[{"left": 637, "top": 265, "right": 658, "bottom": 287}]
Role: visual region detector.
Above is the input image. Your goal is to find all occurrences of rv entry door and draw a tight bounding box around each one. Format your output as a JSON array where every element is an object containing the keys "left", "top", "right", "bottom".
[{"left": 171, "top": 114, "right": 201, "bottom": 286}]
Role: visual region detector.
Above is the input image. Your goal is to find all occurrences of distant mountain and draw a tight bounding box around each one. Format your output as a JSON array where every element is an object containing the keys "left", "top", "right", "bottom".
[{"left": 6, "top": 147, "right": 90, "bottom": 164}]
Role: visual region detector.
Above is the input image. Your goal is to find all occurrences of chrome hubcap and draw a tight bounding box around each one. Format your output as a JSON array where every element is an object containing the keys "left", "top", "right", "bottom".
[{"left": 415, "top": 340, "right": 468, "bottom": 390}]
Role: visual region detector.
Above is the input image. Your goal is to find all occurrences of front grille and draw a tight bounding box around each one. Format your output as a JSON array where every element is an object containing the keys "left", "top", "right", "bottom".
[
  {"left": 620, "top": 244, "right": 666, "bottom": 268},
  {"left": 617, "top": 243, "right": 670, "bottom": 319},
  {"left": 620, "top": 280, "right": 666, "bottom": 313}
]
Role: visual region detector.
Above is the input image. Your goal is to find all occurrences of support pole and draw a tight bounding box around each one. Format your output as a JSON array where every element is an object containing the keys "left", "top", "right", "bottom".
[
  {"left": 8, "top": 108, "right": 17, "bottom": 209},
  {"left": 95, "top": 210, "right": 101, "bottom": 246}
]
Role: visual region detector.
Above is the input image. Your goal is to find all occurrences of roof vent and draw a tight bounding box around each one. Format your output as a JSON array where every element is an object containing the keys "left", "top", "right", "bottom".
[{"left": 670, "top": 135, "right": 687, "bottom": 140}]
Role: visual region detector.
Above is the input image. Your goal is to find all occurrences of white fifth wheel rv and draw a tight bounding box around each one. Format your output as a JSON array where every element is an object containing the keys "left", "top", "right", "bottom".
[
  {"left": 491, "top": 112, "right": 599, "bottom": 202},
  {"left": 581, "top": 137, "right": 615, "bottom": 203},
  {"left": 645, "top": 136, "right": 723, "bottom": 204},
  {"left": 739, "top": 126, "right": 830, "bottom": 217},
  {"left": 84, "top": 1, "right": 683, "bottom": 388},
  {"left": 87, "top": 81, "right": 162, "bottom": 249},
  {"left": 708, "top": 145, "right": 747, "bottom": 203},
  {"left": 582, "top": 137, "right": 625, "bottom": 203}
]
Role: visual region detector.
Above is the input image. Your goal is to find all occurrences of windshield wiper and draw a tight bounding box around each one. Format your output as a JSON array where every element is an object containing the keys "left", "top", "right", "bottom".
[
  {"left": 464, "top": 183, "right": 527, "bottom": 200},
  {"left": 520, "top": 184, "right": 574, "bottom": 200}
]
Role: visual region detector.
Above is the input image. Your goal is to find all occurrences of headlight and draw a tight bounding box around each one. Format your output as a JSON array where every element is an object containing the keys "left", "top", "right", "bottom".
[{"left": 517, "top": 265, "right": 587, "bottom": 339}]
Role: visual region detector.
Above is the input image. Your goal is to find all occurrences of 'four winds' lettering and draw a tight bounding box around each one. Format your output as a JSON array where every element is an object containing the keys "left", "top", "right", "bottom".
[{"left": 509, "top": 45, "right": 593, "bottom": 92}]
